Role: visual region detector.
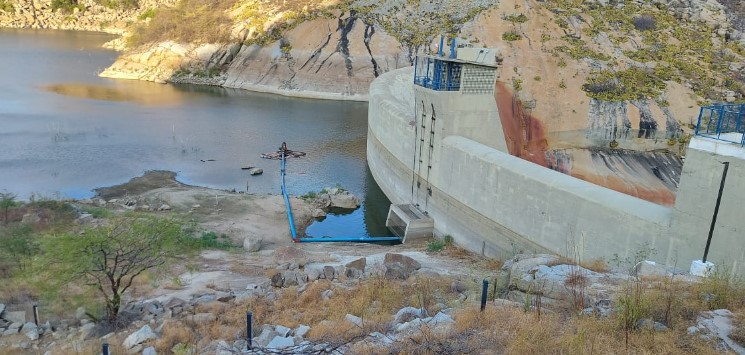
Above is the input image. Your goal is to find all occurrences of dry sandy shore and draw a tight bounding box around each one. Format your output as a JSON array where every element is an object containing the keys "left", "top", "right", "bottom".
[{"left": 87, "top": 171, "right": 488, "bottom": 302}]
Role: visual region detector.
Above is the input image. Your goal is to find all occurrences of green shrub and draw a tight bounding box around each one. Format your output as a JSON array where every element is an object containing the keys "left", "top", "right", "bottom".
[
  {"left": 137, "top": 8, "right": 156, "bottom": 20},
  {"left": 0, "top": 0, "right": 14, "bottom": 13},
  {"left": 181, "top": 231, "right": 237, "bottom": 250},
  {"left": 97, "top": 0, "right": 138, "bottom": 9},
  {"left": 81, "top": 205, "right": 112, "bottom": 218},
  {"left": 51, "top": 0, "right": 85, "bottom": 12},
  {"left": 504, "top": 13, "right": 528, "bottom": 23},
  {"left": 502, "top": 31, "right": 522, "bottom": 41},
  {"left": 0, "top": 225, "right": 38, "bottom": 276},
  {"left": 427, "top": 235, "right": 453, "bottom": 252}
]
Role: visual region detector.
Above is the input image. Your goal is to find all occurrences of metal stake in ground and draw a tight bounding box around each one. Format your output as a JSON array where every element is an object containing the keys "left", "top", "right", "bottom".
[
  {"left": 480, "top": 279, "right": 489, "bottom": 311},
  {"left": 246, "top": 311, "right": 253, "bottom": 349}
]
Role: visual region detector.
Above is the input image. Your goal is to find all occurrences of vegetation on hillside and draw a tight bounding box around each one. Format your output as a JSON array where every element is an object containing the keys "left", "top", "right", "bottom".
[
  {"left": 0, "top": 198, "right": 236, "bottom": 325},
  {"left": 541, "top": 0, "right": 745, "bottom": 103},
  {"left": 0, "top": 0, "right": 14, "bottom": 13}
]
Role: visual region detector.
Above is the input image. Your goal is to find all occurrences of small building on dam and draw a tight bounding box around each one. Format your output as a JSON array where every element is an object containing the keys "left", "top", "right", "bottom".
[{"left": 367, "top": 47, "right": 745, "bottom": 275}]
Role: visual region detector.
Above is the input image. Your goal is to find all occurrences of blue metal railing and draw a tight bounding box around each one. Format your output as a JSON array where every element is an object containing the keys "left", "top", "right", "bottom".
[
  {"left": 696, "top": 104, "right": 745, "bottom": 146},
  {"left": 414, "top": 56, "right": 462, "bottom": 92},
  {"left": 279, "top": 151, "right": 401, "bottom": 244}
]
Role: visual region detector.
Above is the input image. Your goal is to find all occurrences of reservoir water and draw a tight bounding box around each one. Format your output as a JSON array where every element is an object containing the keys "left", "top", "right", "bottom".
[{"left": 0, "top": 28, "right": 390, "bottom": 237}]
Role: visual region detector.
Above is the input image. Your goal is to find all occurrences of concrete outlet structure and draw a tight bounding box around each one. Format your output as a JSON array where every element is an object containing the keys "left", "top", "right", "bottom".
[{"left": 368, "top": 51, "right": 745, "bottom": 274}]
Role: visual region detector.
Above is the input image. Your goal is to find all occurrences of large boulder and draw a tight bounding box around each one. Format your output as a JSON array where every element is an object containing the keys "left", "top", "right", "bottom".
[
  {"left": 123, "top": 325, "right": 158, "bottom": 349},
  {"left": 243, "top": 237, "right": 262, "bottom": 252},
  {"left": 384, "top": 253, "right": 422, "bottom": 280},
  {"left": 266, "top": 336, "right": 294, "bottom": 349},
  {"left": 394, "top": 307, "right": 426, "bottom": 324},
  {"left": 273, "top": 246, "right": 307, "bottom": 266},
  {"left": 22, "top": 322, "right": 39, "bottom": 340},
  {"left": 345, "top": 258, "right": 367, "bottom": 278},
  {"left": 323, "top": 266, "right": 336, "bottom": 280},
  {"left": 4, "top": 310, "right": 26, "bottom": 324},
  {"left": 329, "top": 192, "right": 360, "bottom": 210}
]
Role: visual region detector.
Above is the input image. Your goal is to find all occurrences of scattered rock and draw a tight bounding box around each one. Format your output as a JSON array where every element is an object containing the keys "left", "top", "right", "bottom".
[
  {"left": 243, "top": 237, "right": 262, "bottom": 252},
  {"left": 274, "top": 246, "right": 307, "bottom": 266},
  {"left": 275, "top": 325, "right": 291, "bottom": 337},
  {"left": 633, "top": 260, "right": 670, "bottom": 277},
  {"left": 321, "top": 289, "right": 333, "bottom": 300},
  {"left": 21, "top": 213, "right": 41, "bottom": 224},
  {"left": 384, "top": 253, "right": 422, "bottom": 280},
  {"left": 0, "top": 304, "right": 5, "bottom": 317},
  {"left": 323, "top": 266, "right": 336, "bottom": 280},
  {"left": 345, "top": 258, "right": 367, "bottom": 278},
  {"left": 394, "top": 307, "right": 425, "bottom": 324},
  {"left": 142, "top": 346, "right": 157, "bottom": 355},
  {"left": 266, "top": 336, "right": 294, "bottom": 349},
  {"left": 303, "top": 264, "right": 324, "bottom": 281},
  {"left": 345, "top": 314, "right": 363, "bottom": 327},
  {"left": 254, "top": 327, "right": 278, "bottom": 348},
  {"left": 123, "top": 325, "right": 158, "bottom": 349},
  {"left": 22, "top": 322, "right": 39, "bottom": 340},
  {"left": 79, "top": 322, "right": 96, "bottom": 340},
  {"left": 4, "top": 311, "right": 26, "bottom": 324},
  {"left": 248, "top": 168, "right": 263, "bottom": 176},
  {"left": 187, "top": 313, "right": 216, "bottom": 323},
  {"left": 636, "top": 318, "right": 669, "bottom": 331},
  {"left": 158, "top": 204, "right": 171, "bottom": 211},
  {"left": 294, "top": 324, "right": 311, "bottom": 338},
  {"left": 328, "top": 192, "right": 360, "bottom": 209},
  {"left": 450, "top": 280, "right": 467, "bottom": 294}
]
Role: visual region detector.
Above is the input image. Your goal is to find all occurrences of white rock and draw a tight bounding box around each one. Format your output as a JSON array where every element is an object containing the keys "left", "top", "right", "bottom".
[
  {"left": 294, "top": 324, "right": 311, "bottom": 338},
  {"left": 394, "top": 307, "right": 425, "bottom": 324},
  {"left": 253, "top": 328, "right": 277, "bottom": 348},
  {"left": 75, "top": 307, "right": 86, "bottom": 320},
  {"left": 634, "top": 260, "right": 669, "bottom": 277},
  {"left": 142, "top": 346, "right": 157, "bottom": 355},
  {"left": 690, "top": 260, "right": 715, "bottom": 277},
  {"left": 158, "top": 204, "right": 171, "bottom": 211},
  {"left": 345, "top": 314, "right": 362, "bottom": 327},
  {"left": 123, "top": 325, "right": 157, "bottom": 349},
  {"left": 23, "top": 322, "right": 39, "bottom": 340},
  {"left": 4, "top": 311, "right": 26, "bottom": 324},
  {"left": 79, "top": 322, "right": 96, "bottom": 340},
  {"left": 266, "top": 336, "right": 294, "bottom": 349},
  {"left": 0, "top": 303, "right": 5, "bottom": 316},
  {"left": 274, "top": 325, "right": 291, "bottom": 337},
  {"left": 243, "top": 237, "right": 262, "bottom": 252}
]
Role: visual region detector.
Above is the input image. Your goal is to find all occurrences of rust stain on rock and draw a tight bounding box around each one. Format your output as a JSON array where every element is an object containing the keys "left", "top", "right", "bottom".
[
  {"left": 494, "top": 81, "right": 679, "bottom": 206},
  {"left": 494, "top": 81, "right": 549, "bottom": 167}
]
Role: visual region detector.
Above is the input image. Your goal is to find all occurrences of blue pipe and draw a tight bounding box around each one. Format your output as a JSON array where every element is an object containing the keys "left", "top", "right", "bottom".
[
  {"left": 280, "top": 152, "right": 300, "bottom": 242},
  {"left": 279, "top": 150, "right": 401, "bottom": 244}
]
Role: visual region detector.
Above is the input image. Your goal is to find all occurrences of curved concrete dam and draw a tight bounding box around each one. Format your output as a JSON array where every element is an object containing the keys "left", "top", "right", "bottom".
[{"left": 367, "top": 66, "right": 745, "bottom": 274}]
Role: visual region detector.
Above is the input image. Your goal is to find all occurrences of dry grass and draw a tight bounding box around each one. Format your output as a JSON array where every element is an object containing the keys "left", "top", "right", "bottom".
[
  {"left": 361, "top": 304, "right": 723, "bottom": 354},
  {"left": 580, "top": 258, "right": 610, "bottom": 273},
  {"left": 149, "top": 275, "right": 463, "bottom": 352},
  {"left": 130, "top": 0, "right": 236, "bottom": 46},
  {"left": 731, "top": 311, "right": 745, "bottom": 347}
]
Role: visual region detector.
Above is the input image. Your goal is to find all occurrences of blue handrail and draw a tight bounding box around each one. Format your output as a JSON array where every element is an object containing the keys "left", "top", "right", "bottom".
[{"left": 279, "top": 150, "right": 401, "bottom": 244}]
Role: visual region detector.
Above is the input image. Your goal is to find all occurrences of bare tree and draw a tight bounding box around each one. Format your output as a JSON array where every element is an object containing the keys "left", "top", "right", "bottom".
[{"left": 46, "top": 216, "right": 184, "bottom": 321}]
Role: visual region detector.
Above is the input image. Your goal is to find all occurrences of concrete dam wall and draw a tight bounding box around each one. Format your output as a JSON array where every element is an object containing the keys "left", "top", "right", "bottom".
[{"left": 367, "top": 66, "right": 745, "bottom": 273}]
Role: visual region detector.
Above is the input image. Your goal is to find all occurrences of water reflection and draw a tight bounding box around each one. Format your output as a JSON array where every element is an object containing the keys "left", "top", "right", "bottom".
[
  {"left": 0, "top": 29, "right": 391, "bottom": 238},
  {"left": 44, "top": 82, "right": 187, "bottom": 106}
]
